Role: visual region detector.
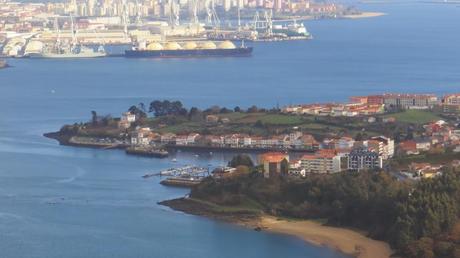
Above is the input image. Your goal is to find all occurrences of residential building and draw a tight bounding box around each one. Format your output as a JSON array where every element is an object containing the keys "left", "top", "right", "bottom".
[
  {"left": 118, "top": 112, "right": 136, "bottom": 128},
  {"left": 399, "top": 140, "right": 419, "bottom": 155},
  {"left": 131, "top": 127, "right": 153, "bottom": 145},
  {"left": 300, "top": 149, "right": 342, "bottom": 174},
  {"left": 348, "top": 147, "right": 383, "bottom": 171},
  {"left": 367, "top": 136, "right": 394, "bottom": 159},
  {"left": 409, "top": 162, "right": 443, "bottom": 178},
  {"left": 382, "top": 93, "right": 438, "bottom": 109},
  {"left": 258, "top": 152, "right": 289, "bottom": 178}
]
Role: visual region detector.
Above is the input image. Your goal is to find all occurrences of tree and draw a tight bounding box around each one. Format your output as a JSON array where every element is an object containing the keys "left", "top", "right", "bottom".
[
  {"left": 91, "top": 110, "right": 98, "bottom": 126},
  {"left": 404, "top": 237, "right": 435, "bottom": 258},
  {"left": 138, "top": 102, "right": 146, "bottom": 113},
  {"left": 188, "top": 107, "right": 202, "bottom": 121},
  {"left": 149, "top": 100, "right": 186, "bottom": 117},
  {"left": 234, "top": 106, "right": 241, "bottom": 112},
  {"left": 228, "top": 154, "right": 254, "bottom": 168},
  {"left": 220, "top": 107, "right": 231, "bottom": 114},
  {"left": 247, "top": 105, "right": 258, "bottom": 113},
  {"left": 255, "top": 120, "right": 264, "bottom": 128},
  {"left": 280, "top": 159, "right": 289, "bottom": 176}
]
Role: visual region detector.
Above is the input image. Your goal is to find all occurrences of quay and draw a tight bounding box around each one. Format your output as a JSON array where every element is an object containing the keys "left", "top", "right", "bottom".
[{"left": 126, "top": 146, "right": 169, "bottom": 158}]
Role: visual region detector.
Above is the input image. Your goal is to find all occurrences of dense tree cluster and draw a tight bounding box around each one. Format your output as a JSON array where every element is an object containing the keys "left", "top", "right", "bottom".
[
  {"left": 228, "top": 154, "right": 254, "bottom": 168},
  {"left": 149, "top": 100, "right": 187, "bottom": 117},
  {"left": 191, "top": 168, "right": 460, "bottom": 258}
]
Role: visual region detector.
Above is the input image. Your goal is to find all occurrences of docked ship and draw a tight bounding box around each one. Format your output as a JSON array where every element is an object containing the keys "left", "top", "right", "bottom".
[
  {"left": 271, "top": 21, "right": 312, "bottom": 40},
  {"left": 25, "top": 17, "right": 106, "bottom": 59},
  {"left": 125, "top": 40, "right": 252, "bottom": 58}
]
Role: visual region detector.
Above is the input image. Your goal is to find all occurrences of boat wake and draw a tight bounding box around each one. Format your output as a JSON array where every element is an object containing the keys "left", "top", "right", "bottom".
[{"left": 57, "top": 166, "right": 86, "bottom": 183}]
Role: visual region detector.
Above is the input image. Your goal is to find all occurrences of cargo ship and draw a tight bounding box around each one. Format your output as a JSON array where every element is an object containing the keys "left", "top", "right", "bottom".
[{"left": 125, "top": 41, "right": 252, "bottom": 58}]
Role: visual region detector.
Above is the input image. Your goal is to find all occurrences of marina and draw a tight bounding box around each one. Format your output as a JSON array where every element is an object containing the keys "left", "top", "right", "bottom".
[{"left": 143, "top": 165, "right": 211, "bottom": 187}]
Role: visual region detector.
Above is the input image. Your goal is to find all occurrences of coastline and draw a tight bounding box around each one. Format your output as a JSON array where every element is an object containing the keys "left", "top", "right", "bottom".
[{"left": 160, "top": 198, "right": 393, "bottom": 258}]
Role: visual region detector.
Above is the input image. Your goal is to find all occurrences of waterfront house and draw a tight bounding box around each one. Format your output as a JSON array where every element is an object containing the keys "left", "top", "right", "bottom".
[
  {"left": 131, "top": 127, "right": 154, "bottom": 146},
  {"left": 242, "top": 136, "right": 252, "bottom": 147},
  {"left": 175, "top": 135, "right": 188, "bottom": 146},
  {"left": 160, "top": 133, "right": 176, "bottom": 144},
  {"left": 209, "top": 135, "right": 224, "bottom": 146},
  {"left": 186, "top": 133, "right": 201, "bottom": 145},
  {"left": 224, "top": 134, "right": 240, "bottom": 148}
]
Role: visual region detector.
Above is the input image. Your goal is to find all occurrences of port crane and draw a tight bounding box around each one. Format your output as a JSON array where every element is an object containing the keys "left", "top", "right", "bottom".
[
  {"left": 168, "top": 0, "right": 180, "bottom": 28},
  {"left": 205, "top": 0, "right": 220, "bottom": 30},
  {"left": 252, "top": 10, "right": 273, "bottom": 36}
]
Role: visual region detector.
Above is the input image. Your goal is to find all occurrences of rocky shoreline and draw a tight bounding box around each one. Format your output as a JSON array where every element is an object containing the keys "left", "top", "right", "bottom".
[{"left": 159, "top": 198, "right": 262, "bottom": 227}]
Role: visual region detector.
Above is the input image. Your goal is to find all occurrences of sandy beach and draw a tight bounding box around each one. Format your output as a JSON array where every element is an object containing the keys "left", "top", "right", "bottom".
[
  {"left": 249, "top": 216, "right": 393, "bottom": 258},
  {"left": 161, "top": 198, "right": 393, "bottom": 258},
  {"left": 344, "top": 12, "right": 387, "bottom": 19}
]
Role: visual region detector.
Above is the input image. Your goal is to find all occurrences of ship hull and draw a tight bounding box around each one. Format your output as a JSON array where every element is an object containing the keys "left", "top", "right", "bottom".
[
  {"left": 28, "top": 53, "right": 106, "bottom": 59},
  {"left": 124, "top": 47, "right": 253, "bottom": 58}
]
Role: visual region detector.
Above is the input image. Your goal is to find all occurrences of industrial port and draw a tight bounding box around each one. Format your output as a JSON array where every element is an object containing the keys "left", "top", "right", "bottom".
[{"left": 0, "top": 0, "right": 362, "bottom": 59}]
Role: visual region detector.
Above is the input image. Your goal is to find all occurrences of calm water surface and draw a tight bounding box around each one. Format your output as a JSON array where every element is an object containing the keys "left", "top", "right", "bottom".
[{"left": 0, "top": 2, "right": 459, "bottom": 258}]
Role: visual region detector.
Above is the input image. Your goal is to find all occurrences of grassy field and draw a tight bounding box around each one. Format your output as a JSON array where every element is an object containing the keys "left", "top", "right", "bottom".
[
  {"left": 382, "top": 110, "right": 442, "bottom": 124},
  {"left": 227, "top": 113, "right": 305, "bottom": 125},
  {"left": 393, "top": 150, "right": 460, "bottom": 167},
  {"left": 76, "top": 109, "right": 447, "bottom": 140}
]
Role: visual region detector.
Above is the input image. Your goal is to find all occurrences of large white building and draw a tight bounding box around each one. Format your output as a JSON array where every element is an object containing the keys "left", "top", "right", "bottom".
[
  {"left": 300, "top": 150, "right": 342, "bottom": 174},
  {"left": 382, "top": 93, "right": 438, "bottom": 109}
]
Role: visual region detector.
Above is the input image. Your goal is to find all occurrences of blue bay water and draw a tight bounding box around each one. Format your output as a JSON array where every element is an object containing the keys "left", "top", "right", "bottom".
[{"left": 0, "top": 2, "right": 459, "bottom": 258}]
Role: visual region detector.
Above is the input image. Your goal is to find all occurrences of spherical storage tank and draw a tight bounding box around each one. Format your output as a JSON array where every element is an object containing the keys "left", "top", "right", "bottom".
[
  {"left": 164, "top": 42, "right": 182, "bottom": 50},
  {"left": 25, "top": 40, "right": 44, "bottom": 53},
  {"left": 183, "top": 42, "right": 197, "bottom": 50},
  {"left": 218, "top": 41, "right": 236, "bottom": 49},
  {"left": 146, "top": 42, "right": 163, "bottom": 51},
  {"left": 200, "top": 41, "right": 217, "bottom": 49}
]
